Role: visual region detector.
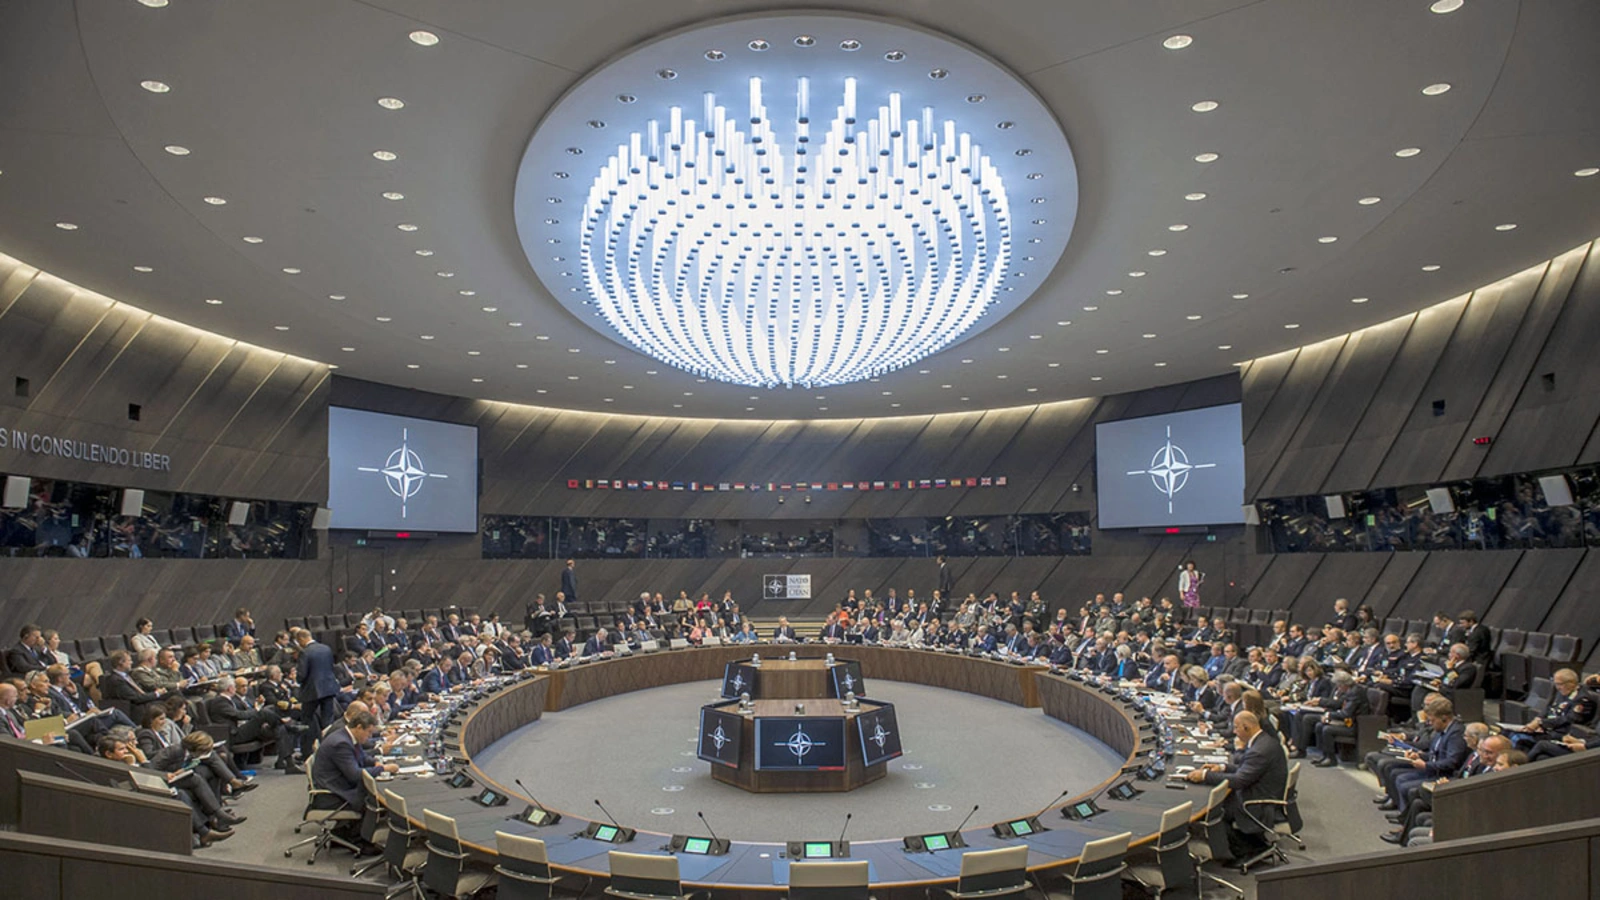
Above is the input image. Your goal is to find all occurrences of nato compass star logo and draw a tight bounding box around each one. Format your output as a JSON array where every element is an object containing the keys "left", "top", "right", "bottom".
[
  {"left": 356, "top": 427, "right": 449, "bottom": 519},
  {"left": 728, "top": 672, "right": 747, "bottom": 694},
  {"left": 868, "top": 721, "right": 893, "bottom": 749},
  {"left": 708, "top": 724, "right": 731, "bottom": 752},
  {"left": 777, "top": 724, "right": 827, "bottom": 763},
  {"left": 1126, "top": 425, "right": 1217, "bottom": 514},
  {"left": 840, "top": 673, "right": 857, "bottom": 693},
  {"left": 766, "top": 577, "right": 786, "bottom": 598}
]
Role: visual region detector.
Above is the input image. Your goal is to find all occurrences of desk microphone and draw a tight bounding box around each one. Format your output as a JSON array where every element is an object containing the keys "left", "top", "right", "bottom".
[
  {"left": 1031, "top": 786, "right": 1074, "bottom": 822},
  {"left": 953, "top": 804, "right": 980, "bottom": 833},
  {"left": 515, "top": 778, "right": 560, "bottom": 825},
  {"left": 1085, "top": 763, "right": 1143, "bottom": 806},
  {"left": 838, "top": 812, "right": 853, "bottom": 844},
  {"left": 595, "top": 798, "right": 624, "bottom": 831},
  {"left": 52, "top": 759, "right": 101, "bottom": 787},
  {"left": 697, "top": 810, "right": 722, "bottom": 845}
]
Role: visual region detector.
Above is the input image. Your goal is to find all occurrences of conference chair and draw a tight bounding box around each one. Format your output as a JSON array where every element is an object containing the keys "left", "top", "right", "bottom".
[
  {"left": 379, "top": 788, "right": 428, "bottom": 899},
  {"left": 422, "top": 809, "right": 497, "bottom": 898},
  {"left": 1189, "top": 783, "right": 1244, "bottom": 898},
  {"left": 1125, "top": 802, "right": 1196, "bottom": 898},
  {"left": 1333, "top": 688, "right": 1389, "bottom": 761},
  {"left": 283, "top": 752, "right": 363, "bottom": 864},
  {"left": 606, "top": 850, "right": 708, "bottom": 900},
  {"left": 1236, "top": 762, "right": 1303, "bottom": 873},
  {"left": 494, "top": 832, "right": 563, "bottom": 900},
  {"left": 1060, "top": 831, "right": 1130, "bottom": 900},
  {"left": 787, "top": 859, "right": 871, "bottom": 900},
  {"left": 352, "top": 771, "right": 390, "bottom": 877},
  {"left": 939, "top": 844, "right": 1031, "bottom": 900}
]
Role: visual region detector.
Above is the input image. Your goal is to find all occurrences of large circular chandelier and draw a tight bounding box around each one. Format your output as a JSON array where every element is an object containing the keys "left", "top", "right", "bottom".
[{"left": 515, "top": 12, "right": 1077, "bottom": 388}]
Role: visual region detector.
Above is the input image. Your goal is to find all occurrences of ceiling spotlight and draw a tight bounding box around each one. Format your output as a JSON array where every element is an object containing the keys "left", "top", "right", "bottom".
[
  {"left": 1095, "top": 349, "right": 1108, "bottom": 354},
  {"left": 840, "top": 39, "right": 861, "bottom": 51},
  {"left": 1217, "top": 344, "right": 1232, "bottom": 350},
  {"left": 1147, "top": 249, "right": 1167, "bottom": 256},
  {"left": 1185, "top": 192, "right": 1207, "bottom": 201},
  {"left": 1395, "top": 147, "right": 1422, "bottom": 158},
  {"left": 1194, "top": 152, "right": 1219, "bottom": 163},
  {"left": 1048, "top": 362, "right": 1061, "bottom": 368},
  {"left": 1168, "top": 224, "right": 1188, "bottom": 231},
  {"left": 163, "top": 145, "right": 190, "bottom": 156},
  {"left": 420, "top": 334, "right": 435, "bottom": 341},
  {"left": 794, "top": 35, "right": 815, "bottom": 47},
  {"left": 1422, "top": 264, "right": 1441, "bottom": 271},
  {"left": 704, "top": 49, "right": 725, "bottom": 61},
  {"left": 397, "top": 223, "right": 418, "bottom": 231},
  {"left": 1154, "top": 362, "right": 1168, "bottom": 368},
  {"left": 552, "top": 171, "right": 568, "bottom": 178},
  {"left": 1186, "top": 314, "right": 1202, "bottom": 320},
  {"left": 1284, "top": 323, "right": 1300, "bottom": 329},
  {"left": 1191, "top": 100, "right": 1219, "bottom": 113},
  {"left": 1106, "top": 289, "right": 1122, "bottom": 295},
  {"left": 1317, "top": 235, "right": 1338, "bottom": 243},
  {"left": 329, "top": 294, "right": 346, "bottom": 300},
  {"left": 1142, "top": 333, "right": 1157, "bottom": 339},
  {"left": 1163, "top": 34, "right": 1195, "bottom": 49},
  {"left": 472, "top": 378, "right": 485, "bottom": 384},
  {"left": 467, "top": 350, "right": 482, "bottom": 356},
  {"left": 415, "top": 249, "right": 433, "bottom": 256},
  {"left": 565, "top": 147, "right": 583, "bottom": 156},
  {"left": 136, "top": 0, "right": 169, "bottom": 7},
  {"left": 132, "top": 265, "right": 153, "bottom": 273},
  {"left": 202, "top": 196, "right": 226, "bottom": 205},
  {"left": 1232, "top": 293, "right": 1249, "bottom": 299},
  {"left": 382, "top": 191, "right": 404, "bottom": 200},
  {"left": 586, "top": 121, "right": 605, "bottom": 131},
  {"left": 242, "top": 235, "right": 264, "bottom": 243},
  {"left": 273, "top": 325, "right": 290, "bottom": 331},
  {"left": 516, "top": 363, "right": 529, "bottom": 369},
  {"left": 1430, "top": 0, "right": 1464, "bottom": 12},
  {"left": 372, "top": 150, "right": 397, "bottom": 161},
  {"left": 508, "top": 322, "right": 523, "bottom": 327},
  {"left": 1494, "top": 223, "right": 1517, "bottom": 231},
  {"left": 1358, "top": 196, "right": 1382, "bottom": 205},
  {"left": 140, "top": 80, "right": 170, "bottom": 93},
  {"left": 459, "top": 290, "right": 476, "bottom": 296},
  {"left": 1574, "top": 167, "right": 1599, "bottom": 177},
  {"left": 884, "top": 49, "right": 905, "bottom": 61},
  {"left": 1083, "top": 305, "right": 1098, "bottom": 311},
  {"left": 407, "top": 363, "right": 421, "bottom": 369},
  {"left": 377, "top": 97, "right": 405, "bottom": 110},
  {"left": 1421, "top": 83, "right": 1452, "bottom": 96},
  {"left": 481, "top": 306, "right": 498, "bottom": 312},
  {"left": 281, "top": 267, "right": 301, "bottom": 274},
  {"left": 1351, "top": 297, "right": 1369, "bottom": 303},
  {"left": 1090, "top": 376, "right": 1102, "bottom": 382},
  {"left": 408, "top": 31, "right": 439, "bottom": 47},
  {"left": 205, "top": 298, "right": 223, "bottom": 305},
  {"left": 748, "top": 39, "right": 769, "bottom": 51},
  {"left": 966, "top": 93, "right": 985, "bottom": 103},
  {"left": 1128, "top": 270, "right": 1147, "bottom": 277},
  {"left": 1014, "top": 148, "right": 1031, "bottom": 156},
  {"left": 656, "top": 68, "right": 677, "bottom": 80},
  {"left": 929, "top": 68, "right": 949, "bottom": 79}
]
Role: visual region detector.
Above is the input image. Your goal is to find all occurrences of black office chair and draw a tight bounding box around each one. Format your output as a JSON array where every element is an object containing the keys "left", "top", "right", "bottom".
[
  {"left": 939, "top": 844, "right": 1031, "bottom": 900},
  {"left": 422, "top": 809, "right": 497, "bottom": 898},
  {"left": 787, "top": 860, "right": 871, "bottom": 900},
  {"left": 283, "top": 751, "right": 363, "bottom": 864},
  {"left": 1188, "top": 782, "right": 1244, "bottom": 898},
  {"left": 606, "top": 850, "right": 708, "bottom": 900},
  {"left": 1125, "top": 801, "right": 1195, "bottom": 898},
  {"left": 1236, "top": 762, "right": 1302, "bottom": 873},
  {"left": 1061, "top": 831, "right": 1129, "bottom": 900}
]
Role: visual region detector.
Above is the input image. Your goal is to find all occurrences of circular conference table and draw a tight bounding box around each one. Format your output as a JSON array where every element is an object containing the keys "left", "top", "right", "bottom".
[{"left": 379, "top": 645, "right": 1211, "bottom": 899}]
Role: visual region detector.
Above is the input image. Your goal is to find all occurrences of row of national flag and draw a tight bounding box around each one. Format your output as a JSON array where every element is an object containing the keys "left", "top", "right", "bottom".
[{"left": 566, "top": 476, "right": 1008, "bottom": 492}]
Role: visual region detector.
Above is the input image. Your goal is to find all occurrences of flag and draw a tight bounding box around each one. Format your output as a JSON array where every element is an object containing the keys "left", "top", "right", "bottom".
[
  {"left": 980, "top": 477, "right": 993, "bottom": 487},
  {"left": 890, "top": 481, "right": 901, "bottom": 490},
  {"left": 718, "top": 482, "right": 731, "bottom": 491},
  {"left": 642, "top": 481, "right": 654, "bottom": 490},
  {"left": 671, "top": 482, "right": 685, "bottom": 491},
  {"left": 872, "top": 481, "right": 885, "bottom": 490},
  {"left": 826, "top": 482, "right": 839, "bottom": 491},
  {"left": 567, "top": 479, "right": 579, "bottom": 489},
  {"left": 584, "top": 479, "right": 594, "bottom": 489},
  {"left": 734, "top": 483, "right": 746, "bottom": 491},
  {"left": 766, "top": 482, "right": 776, "bottom": 492},
  {"left": 935, "top": 478, "right": 948, "bottom": 488},
  {"left": 597, "top": 479, "right": 610, "bottom": 489},
  {"left": 702, "top": 484, "right": 716, "bottom": 492},
  {"left": 996, "top": 476, "right": 1008, "bottom": 486},
  {"left": 919, "top": 479, "right": 932, "bottom": 489},
  {"left": 689, "top": 482, "right": 699, "bottom": 492},
  {"left": 965, "top": 477, "right": 977, "bottom": 487}
]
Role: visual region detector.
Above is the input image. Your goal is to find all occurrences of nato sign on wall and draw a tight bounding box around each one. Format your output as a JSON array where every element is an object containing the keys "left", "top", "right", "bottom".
[
  {"left": 1094, "top": 404, "right": 1245, "bottom": 529},
  {"left": 327, "top": 407, "right": 479, "bottom": 533}
]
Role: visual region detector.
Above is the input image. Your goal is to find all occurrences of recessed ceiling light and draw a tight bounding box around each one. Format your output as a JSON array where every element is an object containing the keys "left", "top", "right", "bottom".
[
  {"left": 382, "top": 191, "right": 405, "bottom": 200},
  {"left": 375, "top": 316, "right": 392, "bottom": 322},
  {"left": 372, "top": 150, "right": 397, "bottom": 161},
  {"left": 508, "top": 322, "right": 523, "bottom": 327},
  {"left": 569, "top": 376, "right": 580, "bottom": 381},
  {"left": 672, "top": 403, "right": 683, "bottom": 408},
  {"left": 1095, "top": 349, "right": 1108, "bottom": 354},
  {"left": 136, "top": 0, "right": 169, "bottom": 7},
  {"left": 535, "top": 335, "right": 549, "bottom": 341},
  {"left": 1575, "top": 167, "right": 1599, "bottom": 177},
  {"left": 1185, "top": 192, "right": 1207, "bottom": 201},
  {"left": 242, "top": 235, "right": 264, "bottom": 243},
  {"left": 329, "top": 294, "right": 347, "bottom": 301},
  {"left": 1105, "top": 289, "right": 1123, "bottom": 296},
  {"left": 202, "top": 196, "right": 226, "bottom": 205},
  {"left": 1029, "top": 334, "right": 1042, "bottom": 340},
  {"left": 704, "top": 49, "right": 725, "bottom": 61},
  {"left": 1163, "top": 34, "right": 1194, "bottom": 50},
  {"left": 458, "top": 290, "right": 476, "bottom": 296},
  {"left": 1351, "top": 297, "right": 1369, "bottom": 303},
  {"left": 1083, "top": 306, "right": 1098, "bottom": 312},
  {"left": 281, "top": 267, "right": 301, "bottom": 274},
  {"left": 1358, "top": 196, "right": 1382, "bottom": 205},
  {"left": 481, "top": 306, "right": 498, "bottom": 313},
  {"left": 1232, "top": 293, "right": 1249, "bottom": 300},
  {"left": 1317, "top": 235, "right": 1338, "bottom": 243},
  {"left": 377, "top": 97, "right": 405, "bottom": 110},
  {"left": 997, "top": 346, "right": 1011, "bottom": 352},
  {"left": 420, "top": 335, "right": 435, "bottom": 340},
  {"left": 1494, "top": 223, "right": 1517, "bottom": 231},
  {"left": 1142, "top": 333, "right": 1156, "bottom": 339},
  {"left": 1217, "top": 344, "right": 1232, "bottom": 350},
  {"left": 1421, "top": 83, "right": 1452, "bottom": 96},
  {"left": 273, "top": 325, "right": 290, "bottom": 331},
  {"left": 396, "top": 223, "right": 418, "bottom": 231},
  {"left": 1147, "top": 249, "right": 1167, "bottom": 257},
  {"left": 1422, "top": 264, "right": 1441, "bottom": 272},
  {"left": 1395, "top": 147, "right": 1422, "bottom": 158},
  {"left": 436, "top": 271, "right": 454, "bottom": 278},
  {"left": 1128, "top": 270, "right": 1147, "bottom": 277},
  {"left": 615, "top": 94, "right": 636, "bottom": 104},
  {"left": 140, "top": 80, "right": 170, "bottom": 94},
  {"left": 415, "top": 249, "right": 433, "bottom": 256},
  {"left": 1048, "top": 362, "right": 1061, "bottom": 368},
  {"left": 748, "top": 38, "right": 773, "bottom": 51},
  {"left": 840, "top": 39, "right": 861, "bottom": 51},
  {"left": 467, "top": 350, "right": 482, "bottom": 356},
  {"left": 1430, "top": 0, "right": 1464, "bottom": 12},
  {"left": 794, "top": 35, "right": 816, "bottom": 48},
  {"left": 656, "top": 68, "right": 677, "bottom": 81},
  {"left": 408, "top": 31, "right": 439, "bottom": 47},
  {"left": 132, "top": 265, "right": 153, "bottom": 273},
  {"left": 995, "top": 375, "right": 1007, "bottom": 380},
  {"left": 1186, "top": 314, "right": 1202, "bottom": 320},
  {"left": 516, "top": 363, "right": 529, "bottom": 369},
  {"left": 407, "top": 363, "right": 420, "bottom": 369},
  {"left": 472, "top": 378, "right": 485, "bottom": 384},
  {"left": 163, "top": 145, "right": 190, "bottom": 156},
  {"left": 1090, "top": 377, "right": 1102, "bottom": 382},
  {"left": 567, "top": 347, "right": 580, "bottom": 354},
  {"left": 341, "top": 346, "right": 355, "bottom": 352},
  {"left": 623, "top": 384, "right": 634, "bottom": 389},
  {"left": 1056, "top": 320, "right": 1071, "bottom": 327},
  {"left": 536, "top": 389, "right": 548, "bottom": 394},
  {"left": 205, "top": 298, "right": 223, "bottom": 306},
  {"left": 961, "top": 358, "right": 973, "bottom": 364},
  {"left": 1154, "top": 362, "right": 1168, "bottom": 367},
  {"left": 1191, "top": 100, "right": 1219, "bottom": 113},
  {"left": 881, "top": 390, "right": 893, "bottom": 395},
  {"left": 884, "top": 49, "right": 905, "bottom": 61},
  {"left": 1284, "top": 323, "right": 1300, "bottom": 329},
  {"left": 1168, "top": 223, "right": 1189, "bottom": 231},
  {"left": 1194, "top": 152, "right": 1219, "bottom": 163}
]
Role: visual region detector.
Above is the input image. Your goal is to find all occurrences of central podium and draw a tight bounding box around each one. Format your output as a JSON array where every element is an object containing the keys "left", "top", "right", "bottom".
[{"left": 699, "top": 656, "right": 901, "bottom": 793}]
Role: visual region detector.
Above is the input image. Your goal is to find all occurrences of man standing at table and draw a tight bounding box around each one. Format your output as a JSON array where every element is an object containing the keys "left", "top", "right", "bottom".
[{"left": 293, "top": 628, "right": 340, "bottom": 736}]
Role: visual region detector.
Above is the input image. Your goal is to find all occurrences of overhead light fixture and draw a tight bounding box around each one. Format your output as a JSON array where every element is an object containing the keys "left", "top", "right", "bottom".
[
  {"left": 1395, "top": 147, "right": 1422, "bottom": 158},
  {"left": 407, "top": 363, "right": 421, "bottom": 369},
  {"left": 1095, "top": 349, "right": 1108, "bottom": 354},
  {"left": 164, "top": 145, "right": 190, "bottom": 156},
  {"left": 1154, "top": 362, "right": 1168, "bottom": 367},
  {"left": 1056, "top": 320, "right": 1070, "bottom": 326},
  {"left": 1089, "top": 376, "right": 1101, "bottom": 382},
  {"left": 273, "top": 325, "right": 290, "bottom": 331},
  {"left": 1128, "top": 270, "right": 1147, "bottom": 277},
  {"left": 1217, "top": 344, "right": 1232, "bottom": 350},
  {"left": 377, "top": 97, "right": 405, "bottom": 110},
  {"left": 1429, "top": 0, "right": 1464, "bottom": 13},
  {"left": 481, "top": 306, "right": 498, "bottom": 312},
  {"left": 1284, "top": 323, "right": 1300, "bottom": 329},
  {"left": 420, "top": 334, "right": 435, "bottom": 340},
  {"left": 382, "top": 191, "right": 405, "bottom": 200},
  {"left": 1421, "top": 264, "right": 1441, "bottom": 271},
  {"left": 136, "top": 0, "right": 170, "bottom": 7},
  {"left": 202, "top": 196, "right": 227, "bottom": 205},
  {"left": 1185, "top": 192, "right": 1207, "bottom": 201},
  {"left": 281, "top": 267, "right": 301, "bottom": 274},
  {"left": 54, "top": 222, "right": 78, "bottom": 230},
  {"left": 467, "top": 350, "right": 482, "bottom": 356},
  {"left": 1048, "top": 362, "right": 1061, "bottom": 367},
  {"left": 1358, "top": 196, "right": 1382, "bottom": 205},
  {"left": 1162, "top": 35, "right": 1194, "bottom": 50},
  {"left": 329, "top": 294, "right": 346, "bottom": 300},
  {"left": 242, "top": 235, "right": 264, "bottom": 243},
  {"left": 376, "top": 316, "right": 392, "bottom": 322},
  {"left": 472, "top": 378, "right": 485, "bottom": 384},
  {"left": 397, "top": 223, "right": 418, "bottom": 231},
  {"left": 1186, "top": 314, "right": 1202, "bottom": 320},
  {"left": 1351, "top": 297, "right": 1369, "bottom": 303},
  {"left": 1232, "top": 293, "right": 1249, "bottom": 300},
  {"left": 408, "top": 31, "right": 439, "bottom": 47},
  {"left": 415, "top": 249, "right": 434, "bottom": 256},
  {"left": 1147, "top": 249, "right": 1166, "bottom": 256},
  {"left": 1317, "top": 235, "right": 1338, "bottom": 243},
  {"left": 1083, "top": 305, "right": 1098, "bottom": 311},
  {"left": 1168, "top": 223, "right": 1188, "bottom": 231},
  {"left": 1190, "top": 100, "right": 1219, "bottom": 113},
  {"left": 1142, "top": 333, "right": 1156, "bottom": 339},
  {"left": 1421, "top": 83, "right": 1452, "bottom": 96},
  {"left": 517, "top": 13, "right": 1077, "bottom": 390},
  {"left": 140, "top": 80, "right": 170, "bottom": 93},
  {"left": 372, "top": 150, "right": 398, "bottom": 161},
  {"left": 1493, "top": 223, "right": 1517, "bottom": 231},
  {"left": 517, "top": 363, "right": 529, "bottom": 369},
  {"left": 132, "top": 265, "right": 153, "bottom": 273},
  {"left": 1575, "top": 167, "right": 1599, "bottom": 177},
  {"left": 205, "top": 298, "right": 224, "bottom": 305},
  {"left": 1194, "top": 152, "right": 1218, "bottom": 163}
]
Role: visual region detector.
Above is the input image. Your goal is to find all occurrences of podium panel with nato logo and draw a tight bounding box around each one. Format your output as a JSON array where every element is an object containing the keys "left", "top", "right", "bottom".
[{"left": 700, "top": 697, "right": 902, "bottom": 793}]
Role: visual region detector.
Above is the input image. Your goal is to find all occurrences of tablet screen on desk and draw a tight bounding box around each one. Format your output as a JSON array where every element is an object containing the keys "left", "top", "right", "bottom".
[
  {"left": 593, "top": 825, "right": 619, "bottom": 842},
  {"left": 804, "top": 842, "right": 833, "bottom": 858},
  {"left": 922, "top": 834, "right": 950, "bottom": 851},
  {"left": 682, "top": 837, "right": 712, "bottom": 855},
  {"left": 1008, "top": 819, "right": 1033, "bottom": 836}
]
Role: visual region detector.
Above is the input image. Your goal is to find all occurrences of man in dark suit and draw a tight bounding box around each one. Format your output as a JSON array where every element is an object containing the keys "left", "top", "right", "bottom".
[
  {"left": 1313, "top": 672, "right": 1372, "bottom": 766},
  {"left": 529, "top": 633, "right": 556, "bottom": 667},
  {"left": 772, "top": 617, "right": 798, "bottom": 643},
  {"left": 5, "top": 624, "right": 52, "bottom": 675},
  {"left": 553, "top": 629, "right": 576, "bottom": 660},
  {"left": 311, "top": 709, "right": 394, "bottom": 829},
  {"left": 1186, "top": 710, "right": 1288, "bottom": 856},
  {"left": 561, "top": 558, "right": 578, "bottom": 604},
  {"left": 1383, "top": 696, "right": 1470, "bottom": 810},
  {"left": 1326, "top": 598, "right": 1359, "bottom": 634},
  {"left": 582, "top": 628, "right": 612, "bottom": 658},
  {"left": 293, "top": 628, "right": 340, "bottom": 735},
  {"left": 100, "top": 649, "right": 168, "bottom": 716},
  {"left": 936, "top": 555, "right": 953, "bottom": 597},
  {"left": 821, "top": 615, "right": 847, "bottom": 643},
  {"left": 1513, "top": 668, "right": 1597, "bottom": 751},
  {"left": 207, "top": 675, "right": 303, "bottom": 773},
  {"left": 1454, "top": 610, "right": 1492, "bottom": 667},
  {"left": 223, "top": 608, "right": 255, "bottom": 643}
]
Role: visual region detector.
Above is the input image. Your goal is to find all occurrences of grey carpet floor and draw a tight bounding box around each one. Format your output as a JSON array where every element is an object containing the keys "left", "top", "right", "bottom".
[{"left": 206, "top": 681, "right": 1427, "bottom": 897}]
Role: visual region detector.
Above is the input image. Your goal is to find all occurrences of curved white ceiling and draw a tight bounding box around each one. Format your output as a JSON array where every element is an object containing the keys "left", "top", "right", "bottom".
[{"left": 0, "top": 0, "right": 1596, "bottom": 418}]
